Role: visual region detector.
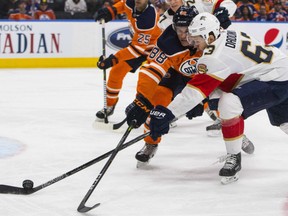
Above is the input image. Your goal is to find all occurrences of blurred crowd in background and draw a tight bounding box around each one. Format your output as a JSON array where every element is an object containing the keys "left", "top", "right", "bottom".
[{"left": 0, "top": 0, "right": 287, "bottom": 21}]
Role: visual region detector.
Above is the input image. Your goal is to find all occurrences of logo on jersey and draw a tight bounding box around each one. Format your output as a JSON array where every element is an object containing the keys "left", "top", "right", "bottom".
[
  {"left": 264, "top": 28, "right": 283, "bottom": 48},
  {"left": 179, "top": 58, "right": 198, "bottom": 76},
  {"left": 197, "top": 63, "right": 207, "bottom": 74},
  {"left": 107, "top": 27, "right": 132, "bottom": 50}
]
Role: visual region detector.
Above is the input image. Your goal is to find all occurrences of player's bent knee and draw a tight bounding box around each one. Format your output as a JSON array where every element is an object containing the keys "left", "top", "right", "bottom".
[{"left": 219, "top": 93, "right": 244, "bottom": 119}]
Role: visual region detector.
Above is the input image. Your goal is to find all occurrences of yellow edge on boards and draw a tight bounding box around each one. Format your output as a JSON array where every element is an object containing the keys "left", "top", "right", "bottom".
[{"left": 0, "top": 58, "right": 99, "bottom": 68}]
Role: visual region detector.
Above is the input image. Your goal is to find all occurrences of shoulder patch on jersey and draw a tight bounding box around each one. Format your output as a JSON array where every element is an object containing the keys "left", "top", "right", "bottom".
[
  {"left": 197, "top": 63, "right": 208, "bottom": 74},
  {"left": 157, "top": 25, "right": 186, "bottom": 56},
  {"left": 179, "top": 58, "right": 199, "bottom": 76}
]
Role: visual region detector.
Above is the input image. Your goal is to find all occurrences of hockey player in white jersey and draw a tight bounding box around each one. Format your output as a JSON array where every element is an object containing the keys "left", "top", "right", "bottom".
[
  {"left": 148, "top": 12, "right": 288, "bottom": 184},
  {"left": 158, "top": 0, "right": 237, "bottom": 31}
]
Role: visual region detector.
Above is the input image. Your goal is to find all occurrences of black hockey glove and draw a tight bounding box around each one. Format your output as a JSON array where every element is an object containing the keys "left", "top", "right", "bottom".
[
  {"left": 186, "top": 103, "right": 204, "bottom": 120},
  {"left": 149, "top": 105, "right": 175, "bottom": 141},
  {"left": 95, "top": 6, "right": 117, "bottom": 23},
  {"left": 125, "top": 94, "right": 153, "bottom": 128},
  {"left": 213, "top": 7, "right": 231, "bottom": 29},
  {"left": 97, "top": 54, "right": 118, "bottom": 69}
]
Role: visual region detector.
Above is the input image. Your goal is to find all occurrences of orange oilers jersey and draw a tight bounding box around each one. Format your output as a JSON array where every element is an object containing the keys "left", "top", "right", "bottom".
[
  {"left": 136, "top": 25, "right": 202, "bottom": 102},
  {"left": 113, "top": 0, "right": 161, "bottom": 57},
  {"left": 34, "top": 9, "right": 56, "bottom": 20},
  {"left": 9, "top": 13, "right": 32, "bottom": 20}
]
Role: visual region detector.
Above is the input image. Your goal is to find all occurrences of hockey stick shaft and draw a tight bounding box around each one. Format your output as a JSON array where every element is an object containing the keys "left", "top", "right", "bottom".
[
  {"left": 0, "top": 131, "right": 150, "bottom": 195},
  {"left": 101, "top": 19, "right": 108, "bottom": 124},
  {"left": 77, "top": 121, "right": 137, "bottom": 213}
]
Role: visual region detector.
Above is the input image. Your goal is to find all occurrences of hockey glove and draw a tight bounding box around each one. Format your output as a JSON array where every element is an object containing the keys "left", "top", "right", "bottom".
[
  {"left": 213, "top": 7, "right": 231, "bottom": 29},
  {"left": 186, "top": 103, "right": 204, "bottom": 120},
  {"left": 149, "top": 105, "right": 175, "bottom": 141},
  {"left": 125, "top": 94, "right": 153, "bottom": 128},
  {"left": 97, "top": 54, "right": 118, "bottom": 69},
  {"left": 95, "top": 6, "right": 117, "bottom": 23}
]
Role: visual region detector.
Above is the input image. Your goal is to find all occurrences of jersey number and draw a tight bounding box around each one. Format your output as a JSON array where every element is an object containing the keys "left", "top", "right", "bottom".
[
  {"left": 241, "top": 32, "right": 273, "bottom": 63},
  {"left": 138, "top": 33, "right": 151, "bottom": 45},
  {"left": 203, "top": 32, "right": 274, "bottom": 64},
  {"left": 159, "top": 14, "right": 167, "bottom": 23},
  {"left": 149, "top": 47, "right": 167, "bottom": 64}
]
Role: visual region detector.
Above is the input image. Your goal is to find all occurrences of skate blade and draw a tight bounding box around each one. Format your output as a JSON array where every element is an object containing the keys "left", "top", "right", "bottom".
[
  {"left": 207, "top": 129, "right": 221, "bottom": 137},
  {"left": 136, "top": 161, "right": 150, "bottom": 169},
  {"left": 241, "top": 136, "right": 255, "bottom": 155},
  {"left": 241, "top": 145, "right": 255, "bottom": 154},
  {"left": 220, "top": 173, "right": 239, "bottom": 185}
]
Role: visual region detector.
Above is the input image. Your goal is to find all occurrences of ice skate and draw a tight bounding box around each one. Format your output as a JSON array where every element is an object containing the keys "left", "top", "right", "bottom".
[
  {"left": 241, "top": 135, "right": 255, "bottom": 154},
  {"left": 219, "top": 152, "right": 241, "bottom": 185},
  {"left": 206, "top": 118, "right": 221, "bottom": 137},
  {"left": 95, "top": 105, "right": 116, "bottom": 120},
  {"left": 135, "top": 143, "right": 158, "bottom": 168}
]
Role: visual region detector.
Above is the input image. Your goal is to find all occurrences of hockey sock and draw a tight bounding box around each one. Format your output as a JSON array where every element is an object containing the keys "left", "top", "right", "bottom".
[{"left": 222, "top": 116, "right": 244, "bottom": 154}]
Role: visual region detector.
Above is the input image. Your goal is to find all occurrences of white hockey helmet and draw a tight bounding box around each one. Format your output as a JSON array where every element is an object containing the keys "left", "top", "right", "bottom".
[{"left": 188, "top": 12, "right": 221, "bottom": 44}]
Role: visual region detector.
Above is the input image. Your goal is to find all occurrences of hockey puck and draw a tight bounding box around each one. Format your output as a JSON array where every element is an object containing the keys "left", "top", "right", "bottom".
[{"left": 22, "top": 179, "right": 34, "bottom": 189}]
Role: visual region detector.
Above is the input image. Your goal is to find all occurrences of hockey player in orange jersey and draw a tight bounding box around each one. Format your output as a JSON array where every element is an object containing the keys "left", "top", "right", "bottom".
[
  {"left": 125, "top": 6, "right": 203, "bottom": 166},
  {"left": 95, "top": 0, "right": 162, "bottom": 120}
]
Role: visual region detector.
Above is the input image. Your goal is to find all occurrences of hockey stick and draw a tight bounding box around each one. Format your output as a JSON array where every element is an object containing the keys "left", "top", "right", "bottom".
[
  {"left": 112, "top": 117, "right": 127, "bottom": 129},
  {"left": 0, "top": 131, "right": 150, "bottom": 195},
  {"left": 77, "top": 120, "right": 137, "bottom": 213},
  {"left": 93, "top": 117, "right": 127, "bottom": 130},
  {"left": 101, "top": 19, "right": 109, "bottom": 124}
]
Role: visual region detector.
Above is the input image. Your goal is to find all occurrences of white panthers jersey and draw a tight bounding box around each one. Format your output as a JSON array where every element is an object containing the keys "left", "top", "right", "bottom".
[
  {"left": 199, "top": 29, "right": 288, "bottom": 83},
  {"left": 157, "top": 0, "right": 236, "bottom": 31},
  {"left": 168, "top": 29, "right": 288, "bottom": 118}
]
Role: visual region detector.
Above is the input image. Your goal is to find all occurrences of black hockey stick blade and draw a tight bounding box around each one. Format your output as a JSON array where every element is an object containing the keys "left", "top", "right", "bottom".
[
  {"left": 77, "top": 202, "right": 101, "bottom": 213},
  {"left": 77, "top": 121, "right": 136, "bottom": 213},
  {"left": 0, "top": 131, "right": 150, "bottom": 196},
  {"left": 113, "top": 117, "right": 127, "bottom": 129},
  {"left": 0, "top": 185, "right": 35, "bottom": 195},
  {"left": 93, "top": 118, "right": 126, "bottom": 131}
]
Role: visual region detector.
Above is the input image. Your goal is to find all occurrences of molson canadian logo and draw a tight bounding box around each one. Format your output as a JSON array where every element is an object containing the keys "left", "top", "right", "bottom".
[
  {"left": 107, "top": 27, "right": 132, "bottom": 50},
  {"left": 0, "top": 24, "right": 61, "bottom": 54},
  {"left": 264, "top": 28, "right": 283, "bottom": 48}
]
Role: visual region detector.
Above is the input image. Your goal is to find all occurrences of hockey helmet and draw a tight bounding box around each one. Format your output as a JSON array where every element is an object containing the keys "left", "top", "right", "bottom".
[
  {"left": 188, "top": 12, "right": 220, "bottom": 44},
  {"left": 173, "top": 5, "right": 199, "bottom": 27}
]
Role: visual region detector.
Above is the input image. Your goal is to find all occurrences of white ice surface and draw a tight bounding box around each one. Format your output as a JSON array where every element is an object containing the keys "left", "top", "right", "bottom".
[{"left": 0, "top": 68, "right": 287, "bottom": 216}]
